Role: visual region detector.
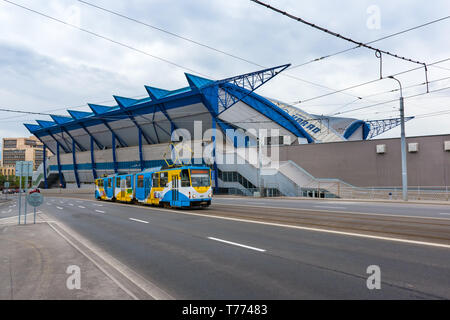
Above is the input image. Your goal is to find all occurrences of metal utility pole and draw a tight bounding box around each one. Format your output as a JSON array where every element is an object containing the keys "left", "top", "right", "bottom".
[{"left": 388, "top": 76, "right": 408, "bottom": 201}]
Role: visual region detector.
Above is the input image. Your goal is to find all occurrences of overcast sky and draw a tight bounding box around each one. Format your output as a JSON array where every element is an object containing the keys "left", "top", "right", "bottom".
[{"left": 0, "top": 0, "right": 449, "bottom": 143}]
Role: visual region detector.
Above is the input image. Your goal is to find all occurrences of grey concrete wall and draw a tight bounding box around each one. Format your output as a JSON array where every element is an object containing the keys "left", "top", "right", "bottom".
[{"left": 280, "top": 134, "right": 450, "bottom": 187}]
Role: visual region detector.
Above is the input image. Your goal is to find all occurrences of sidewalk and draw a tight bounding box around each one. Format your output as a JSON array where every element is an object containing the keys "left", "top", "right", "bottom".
[{"left": 0, "top": 221, "right": 132, "bottom": 300}]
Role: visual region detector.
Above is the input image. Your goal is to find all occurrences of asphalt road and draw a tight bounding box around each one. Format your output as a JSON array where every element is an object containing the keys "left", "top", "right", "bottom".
[
  {"left": 214, "top": 197, "right": 450, "bottom": 219},
  {"left": 34, "top": 196, "right": 450, "bottom": 299}
]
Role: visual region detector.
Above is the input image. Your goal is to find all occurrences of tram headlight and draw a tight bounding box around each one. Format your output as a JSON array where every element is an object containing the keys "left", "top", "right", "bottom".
[{"left": 192, "top": 194, "right": 197, "bottom": 199}]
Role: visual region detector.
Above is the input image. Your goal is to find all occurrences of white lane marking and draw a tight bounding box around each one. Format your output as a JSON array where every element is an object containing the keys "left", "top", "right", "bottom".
[
  {"left": 95, "top": 210, "right": 105, "bottom": 214},
  {"left": 56, "top": 206, "right": 63, "bottom": 210},
  {"left": 69, "top": 203, "right": 74, "bottom": 206},
  {"left": 208, "top": 237, "right": 266, "bottom": 252},
  {"left": 125, "top": 204, "right": 450, "bottom": 249},
  {"left": 439, "top": 213, "right": 450, "bottom": 215},
  {"left": 222, "top": 203, "right": 450, "bottom": 221},
  {"left": 94, "top": 204, "right": 103, "bottom": 207},
  {"left": 314, "top": 206, "right": 347, "bottom": 210},
  {"left": 49, "top": 197, "right": 450, "bottom": 249},
  {"left": 129, "top": 218, "right": 149, "bottom": 224},
  {"left": 78, "top": 206, "right": 86, "bottom": 209}
]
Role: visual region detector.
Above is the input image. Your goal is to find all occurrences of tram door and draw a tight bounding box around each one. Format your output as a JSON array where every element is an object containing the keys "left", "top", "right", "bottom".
[
  {"left": 144, "top": 176, "right": 151, "bottom": 199},
  {"left": 172, "top": 175, "right": 179, "bottom": 203}
]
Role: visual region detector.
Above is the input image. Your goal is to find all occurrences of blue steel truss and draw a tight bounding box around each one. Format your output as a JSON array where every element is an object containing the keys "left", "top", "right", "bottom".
[
  {"left": 187, "top": 64, "right": 291, "bottom": 115},
  {"left": 366, "top": 117, "right": 414, "bottom": 139}
]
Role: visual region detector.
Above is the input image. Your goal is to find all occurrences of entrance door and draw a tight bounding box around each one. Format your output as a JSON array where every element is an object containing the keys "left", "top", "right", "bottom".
[
  {"left": 172, "top": 175, "right": 179, "bottom": 203},
  {"left": 144, "top": 176, "right": 151, "bottom": 199}
]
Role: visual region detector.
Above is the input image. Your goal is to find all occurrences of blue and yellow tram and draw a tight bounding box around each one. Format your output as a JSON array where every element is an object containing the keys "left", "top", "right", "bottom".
[{"left": 95, "top": 165, "right": 212, "bottom": 208}]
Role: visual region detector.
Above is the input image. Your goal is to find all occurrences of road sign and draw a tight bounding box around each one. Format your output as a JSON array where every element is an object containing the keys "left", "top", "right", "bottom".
[
  {"left": 27, "top": 192, "right": 43, "bottom": 207},
  {"left": 4, "top": 182, "right": 9, "bottom": 188},
  {"left": 15, "top": 161, "right": 33, "bottom": 177}
]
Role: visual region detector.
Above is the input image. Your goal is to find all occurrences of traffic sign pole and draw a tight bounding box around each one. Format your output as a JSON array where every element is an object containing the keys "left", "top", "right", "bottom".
[
  {"left": 24, "top": 176, "right": 28, "bottom": 225},
  {"left": 18, "top": 162, "right": 22, "bottom": 225}
]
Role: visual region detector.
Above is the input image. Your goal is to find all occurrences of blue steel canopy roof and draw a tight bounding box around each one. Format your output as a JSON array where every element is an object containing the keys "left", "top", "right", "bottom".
[
  {"left": 24, "top": 65, "right": 393, "bottom": 154},
  {"left": 25, "top": 65, "right": 315, "bottom": 153}
]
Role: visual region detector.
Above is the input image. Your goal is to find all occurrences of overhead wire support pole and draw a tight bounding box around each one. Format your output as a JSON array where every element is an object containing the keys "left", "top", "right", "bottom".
[
  {"left": 388, "top": 76, "right": 408, "bottom": 201},
  {"left": 250, "top": 0, "right": 429, "bottom": 92}
]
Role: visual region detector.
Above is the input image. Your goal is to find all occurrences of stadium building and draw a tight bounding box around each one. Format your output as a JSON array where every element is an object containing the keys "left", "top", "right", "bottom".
[{"left": 24, "top": 65, "right": 411, "bottom": 196}]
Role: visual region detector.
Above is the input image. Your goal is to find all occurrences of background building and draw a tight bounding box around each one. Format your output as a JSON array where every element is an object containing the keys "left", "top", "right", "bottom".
[{"left": 1, "top": 136, "right": 48, "bottom": 170}]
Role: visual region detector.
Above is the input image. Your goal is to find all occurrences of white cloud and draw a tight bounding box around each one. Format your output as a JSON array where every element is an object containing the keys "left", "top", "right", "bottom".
[{"left": 0, "top": 0, "right": 449, "bottom": 140}]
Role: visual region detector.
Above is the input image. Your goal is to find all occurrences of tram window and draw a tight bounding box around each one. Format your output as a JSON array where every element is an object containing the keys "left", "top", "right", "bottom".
[
  {"left": 160, "top": 172, "right": 168, "bottom": 187},
  {"left": 152, "top": 173, "right": 159, "bottom": 187},
  {"left": 190, "top": 169, "right": 210, "bottom": 187},
  {"left": 137, "top": 175, "right": 144, "bottom": 188},
  {"left": 108, "top": 179, "right": 112, "bottom": 188},
  {"left": 181, "top": 169, "right": 190, "bottom": 187},
  {"left": 126, "top": 176, "right": 132, "bottom": 188},
  {"left": 116, "top": 177, "right": 120, "bottom": 187}
]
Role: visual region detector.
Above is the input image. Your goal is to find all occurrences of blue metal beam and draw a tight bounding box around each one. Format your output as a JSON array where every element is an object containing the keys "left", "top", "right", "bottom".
[
  {"left": 89, "top": 103, "right": 128, "bottom": 148},
  {"left": 112, "top": 133, "right": 118, "bottom": 174},
  {"left": 62, "top": 127, "right": 86, "bottom": 152},
  {"left": 72, "top": 139, "right": 80, "bottom": 188},
  {"left": 48, "top": 131, "right": 70, "bottom": 153},
  {"left": 152, "top": 110, "right": 160, "bottom": 143},
  {"left": 80, "top": 123, "right": 104, "bottom": 150},
  {"left": 157, "top": 103, "right": 178, "bottom": 131},
  {"left": 56, "top": 142, "right": 65, "bottom": 188},
  {"left": 90, "top": 136, "right": 97, "bottom": 180},
  {"left": 43, "top": 144, "right": 48, "bottom": 189},
  {"left": 114, "top": 95, "right": 155, "bottom": 144},
  {"left": 138, "top": 128, "right": 144, "bottom": 171}
]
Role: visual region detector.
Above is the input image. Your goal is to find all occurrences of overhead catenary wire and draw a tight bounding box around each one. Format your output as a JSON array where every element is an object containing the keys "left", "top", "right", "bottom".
[
  {"left": 250, "top": 0, "right": 430, "bottom": 92},
  {"left": 75, "top": 0, "right": 363, "bottom": 100},
  {"left": 3, "top": 0, "right": 449, "bottom": 131},
  {"left": 288, "top": 15, "right": 450, "bottom": 70},
  {"left": 330, "top": 85, "right": 450, "bottom": 117},
  {"left": 250, "top": 0, "right": 429, "bottom": 67},
  {"left": 291, "top": 57, "right": 450, "bottom": 105},
  {"left": 1, "top": 0, "right": 212, "bottom": 78},
  {"left": 3, "top": 0, "right": 370, "bottom": 109}
]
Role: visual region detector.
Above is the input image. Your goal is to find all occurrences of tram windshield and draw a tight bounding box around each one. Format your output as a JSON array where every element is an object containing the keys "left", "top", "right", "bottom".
[{"left": 190, "top": 169, "right": 210, "bottom": 187}]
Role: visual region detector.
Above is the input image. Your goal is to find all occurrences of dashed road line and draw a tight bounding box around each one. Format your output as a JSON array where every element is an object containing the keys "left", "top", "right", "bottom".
[
  {"left": 208, "top": 237, "right": 266, "bottom": 252},
  {"left": 129, "top": 218, "right": 149, "bottom": 224},
  {"left": 95, "top": 210, "right": 105, "bottom": 214}
]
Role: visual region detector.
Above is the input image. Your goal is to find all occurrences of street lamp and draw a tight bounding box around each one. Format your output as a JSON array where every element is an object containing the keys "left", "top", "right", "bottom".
[{"left": 388, "top": 76, "right": 408, "bottom": 201}]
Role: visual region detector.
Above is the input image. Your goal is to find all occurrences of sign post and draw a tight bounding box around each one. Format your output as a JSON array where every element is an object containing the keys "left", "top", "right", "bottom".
[
  {"left": 3, "top": 182, "right": 9, "bottom": 200},
  {"left": 16, "top": 161, "right": 33, "bottom": 225},
  {"left": 27, "top": 191, "right": 43, "bottom": 224}
]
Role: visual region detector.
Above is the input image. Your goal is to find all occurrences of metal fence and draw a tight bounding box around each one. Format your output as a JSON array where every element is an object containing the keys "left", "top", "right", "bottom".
[{"left": 219, "top": 183, "right": 450, "bottom": 201}]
